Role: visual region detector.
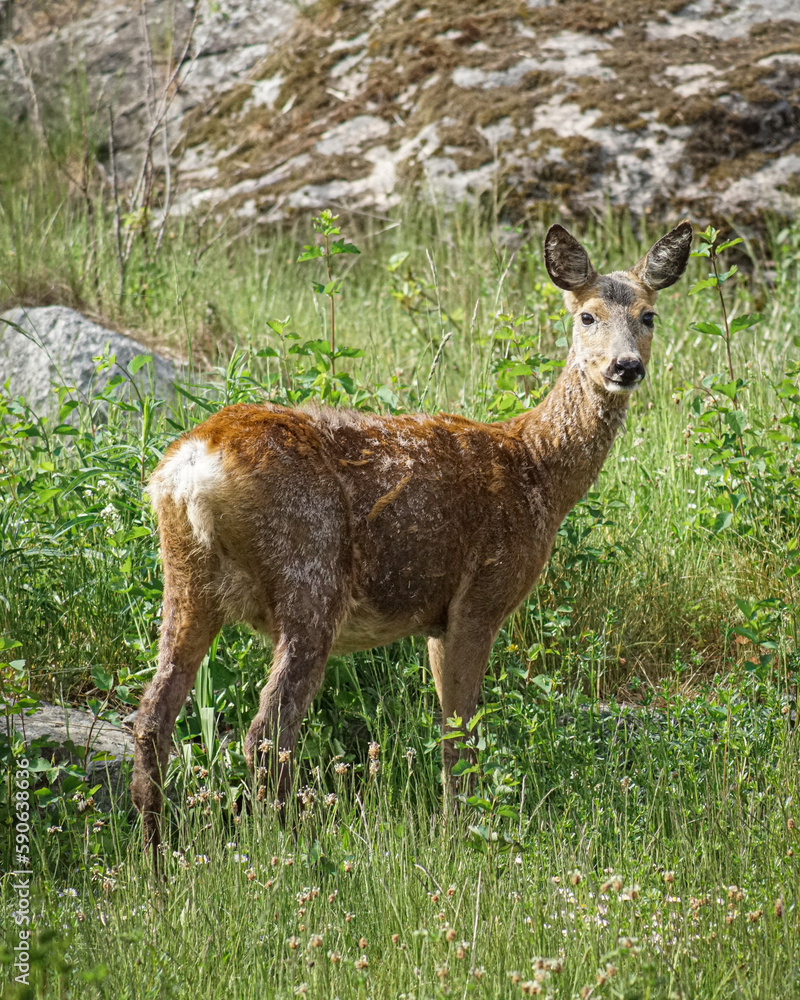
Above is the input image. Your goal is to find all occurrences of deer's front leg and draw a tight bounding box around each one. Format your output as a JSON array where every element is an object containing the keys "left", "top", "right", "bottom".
[{"left": 430, "top": 610, "right": 500, "bottom": 810}]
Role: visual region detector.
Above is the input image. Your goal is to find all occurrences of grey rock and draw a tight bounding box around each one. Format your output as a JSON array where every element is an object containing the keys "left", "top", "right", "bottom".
[
  {"left": 2, "top": 700, "right": 135, "bottom": 759},
  {"left": 2, "top": 700, "right": 135, "bottom": 809},
  {"left": 0, "top": 305, "right": 181, "bottom": 417}
]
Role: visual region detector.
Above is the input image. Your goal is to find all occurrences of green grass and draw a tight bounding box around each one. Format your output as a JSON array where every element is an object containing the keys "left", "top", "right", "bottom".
[
  {"left": 3, "top": 681, "right": 800, "bottom": 998},
  {"left": 1, "top": 114, "right": 800, "bottom": 998}
]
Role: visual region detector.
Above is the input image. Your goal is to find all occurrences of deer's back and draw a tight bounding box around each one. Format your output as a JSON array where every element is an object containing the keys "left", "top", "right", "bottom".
[{"left": 150, "top": 403, "right": 557, "bottom": 649}]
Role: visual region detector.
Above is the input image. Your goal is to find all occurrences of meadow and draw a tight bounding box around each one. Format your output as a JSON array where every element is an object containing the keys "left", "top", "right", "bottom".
[{"left": 1, "top": 109, "right": 799, "bottom": 998}]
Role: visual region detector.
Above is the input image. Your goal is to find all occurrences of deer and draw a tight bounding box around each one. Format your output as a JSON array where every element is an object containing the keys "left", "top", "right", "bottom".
[{"left": 131, "top": 221, "right": 693, "bottom": 859}]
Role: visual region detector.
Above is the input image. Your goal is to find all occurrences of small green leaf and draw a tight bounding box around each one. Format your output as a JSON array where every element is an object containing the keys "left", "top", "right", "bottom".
[
  {"left": 530, "top": 674, "right": 553, "bottom": 697},
  {"left": 58, "top": 399, "right": 80, "bottom": 419},
  {"left": 91, "top": 666, "right": 113, "bottom": 691},
  {"left": 729, "top": 312, "right": 762, "bottom": 335},
  {"left": 304, "top": 339, "right": 333, "bottom": 357},
  {"left": 691, "top": 320, "right": 723, "bottom": 337},
  {"left": 466, "top": 706, "right": 488, "bottom": 731},
  {"left": 329, "top": 238, "right": 361, "bottom": 256},
  {"left": 127, "top": 354, "right": 152, "bottom": 375},
  {"left": 266, "top": 317, "right": 290, "bottom": 335},
  {"left": 32, "top": 488, "right": 60, "bottom": 505},
  {"left": 689, "top": 276, "right": 718, "bottom": 294},
  {"left": 376, "top": 384, "right": 401, "bottom": 410},
  {"left": 712, "top": 510, "right": 733, "bottom": 533},
  {"left": 256, "top": 346, "right": 279, "bottom": 358},
  {"left": 724, "top": 409, "right": 747, "bottom": 436},
  {"left": 503, "top": 362, "right": 535, "bottom": 377},
  {"left": 296, "top": 245, "right": 323, "bottom": 262},
  {"left": 386, "top": 251, "right": 410, "bottom": 272},
  {"left": 717, "top": 264, "right": 738, "bottom": 283},
  {"left": 716, "top": 237, "right": 743, "bottom": 252},
  {"left": 715, "top": 381, "right": 740, "bottom": 401}
]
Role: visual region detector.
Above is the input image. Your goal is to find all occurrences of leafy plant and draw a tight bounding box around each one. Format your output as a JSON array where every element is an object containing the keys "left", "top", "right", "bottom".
[{"left": 296, "top": 210, "right": 361, "bottom": 374}]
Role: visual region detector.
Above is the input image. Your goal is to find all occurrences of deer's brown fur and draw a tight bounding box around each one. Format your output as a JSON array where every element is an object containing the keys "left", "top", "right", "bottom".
[{"left": 131, "top": 222, "right": 693, "bottom": 858}]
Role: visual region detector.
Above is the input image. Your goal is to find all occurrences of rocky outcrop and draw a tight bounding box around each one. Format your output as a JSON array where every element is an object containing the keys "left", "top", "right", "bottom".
[
  {"left": 1, "top": 0, "right": 798, "bottom": 225},
  {"left": 0, "top": 306, "right": 181, "bottom": 415},
  {"left": 0, "top": 0, "right": 297, "bottom": 179}
]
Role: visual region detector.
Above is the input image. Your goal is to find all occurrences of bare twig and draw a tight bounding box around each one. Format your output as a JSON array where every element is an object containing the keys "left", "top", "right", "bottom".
[{"left": 114, "top": 1, "right": 201, "bottom": 304}]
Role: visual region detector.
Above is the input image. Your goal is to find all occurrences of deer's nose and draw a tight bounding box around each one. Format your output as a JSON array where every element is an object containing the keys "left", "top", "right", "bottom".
[{"left": 613, "top": 357, "right": 645, "bottom": 385}]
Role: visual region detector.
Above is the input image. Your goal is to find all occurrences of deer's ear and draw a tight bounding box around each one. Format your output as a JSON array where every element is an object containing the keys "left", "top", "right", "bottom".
[
  {"left": 544, "top": 224, "right": 597, "bottom": 291},
  {"left": 632, "top": 221, "right": 693, "bottom": 291}
]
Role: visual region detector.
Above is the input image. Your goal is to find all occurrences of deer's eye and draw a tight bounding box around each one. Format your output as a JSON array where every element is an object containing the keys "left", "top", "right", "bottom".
[
  {"left": 641, "top": 311, "right": 656, "bottom": 328},
  {"left": 580, "top": 312, "right": 595, "bottom": 326}
]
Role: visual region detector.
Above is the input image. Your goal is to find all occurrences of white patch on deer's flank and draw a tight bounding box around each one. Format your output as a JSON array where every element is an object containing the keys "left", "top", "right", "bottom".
[{"left": 148, "top": 439, "right": 225, "bottom": 548}]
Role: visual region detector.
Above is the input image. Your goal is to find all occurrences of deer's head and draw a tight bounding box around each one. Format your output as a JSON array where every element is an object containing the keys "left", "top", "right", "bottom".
[{"left": 544, "top": 222, "right": 693, "bottom": 395}]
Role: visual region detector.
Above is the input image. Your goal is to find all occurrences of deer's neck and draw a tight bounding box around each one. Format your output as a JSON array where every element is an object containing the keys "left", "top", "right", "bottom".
[{"left": 513, "top": 352, "right": 630, "bottom": 523}]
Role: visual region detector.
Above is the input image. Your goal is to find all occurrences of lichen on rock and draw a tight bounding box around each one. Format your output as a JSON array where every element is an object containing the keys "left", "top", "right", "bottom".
[{"left": 1, "top": 0, "right": 798, "bottom": 224}]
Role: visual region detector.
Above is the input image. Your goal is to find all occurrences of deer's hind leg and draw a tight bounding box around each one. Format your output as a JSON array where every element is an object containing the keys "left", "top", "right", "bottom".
[
  {"left": 244, "top": 616, "right": 337, "bottom": 810},
  {"left": 131, "top": 500, "right": 222, "bottom": 862},
  {"left": 242, "top": 455, "right": 354, "bottom": 810}
]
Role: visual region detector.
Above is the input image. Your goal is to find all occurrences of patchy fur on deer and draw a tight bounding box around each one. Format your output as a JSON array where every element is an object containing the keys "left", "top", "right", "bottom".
[{"left": 131, "top": 222, "right": 693, "bottom": 859}]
